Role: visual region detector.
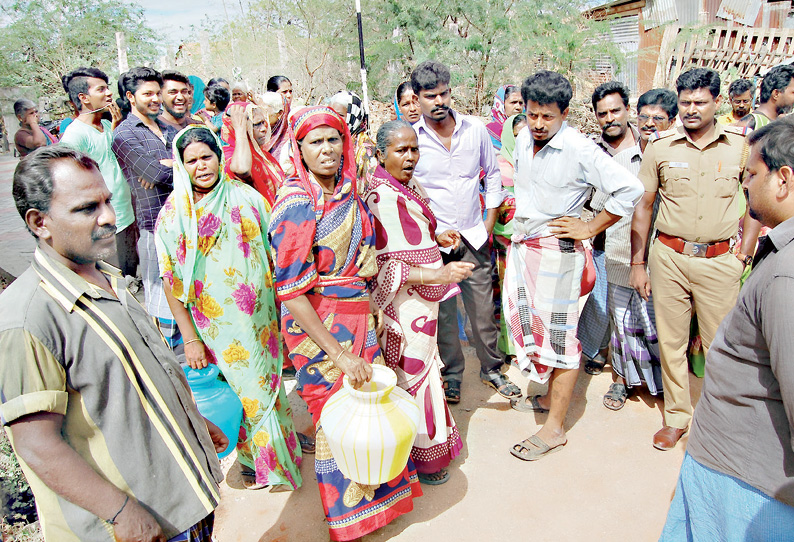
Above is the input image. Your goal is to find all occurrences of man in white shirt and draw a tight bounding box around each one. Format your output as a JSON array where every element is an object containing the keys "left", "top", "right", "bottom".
[
  {"left": 505, "top": 71, "right": 643, "bottom": 460},
  {"left": 411, "top": 60, "right": 521, "bottom": 404}
]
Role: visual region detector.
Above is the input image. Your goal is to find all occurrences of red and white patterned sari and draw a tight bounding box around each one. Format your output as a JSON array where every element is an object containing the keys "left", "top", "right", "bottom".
[{"left": 364, "top": 165, "right": 463, "bottom": 474}]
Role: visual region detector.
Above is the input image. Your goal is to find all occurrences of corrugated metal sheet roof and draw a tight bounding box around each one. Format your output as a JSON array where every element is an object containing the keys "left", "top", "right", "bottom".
[
  {"left": 716, "top": 0, "right": 762, "bottom": 26},
  {"left": 642, "top": 0, "right": 677, "bottom": 29},
  {"left": 703, "top": 0, "right": 723, "bottom": 23},
  {"left": 760, "top": 0, "right": 789, "bottom": 28},
  {"left": 675, "top": 0, "right": 701, "bottom": 25},
  {"left": 611, "top": 16, "right": 640, "bottom": 94},
  {"left": 611, "top": 15, "right": 640, "bottom": 43}
]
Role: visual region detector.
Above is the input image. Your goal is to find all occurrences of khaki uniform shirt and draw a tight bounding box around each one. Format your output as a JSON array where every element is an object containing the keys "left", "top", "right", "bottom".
[{"left": 638, "top": 123, "right": 747, "bottom": 243}]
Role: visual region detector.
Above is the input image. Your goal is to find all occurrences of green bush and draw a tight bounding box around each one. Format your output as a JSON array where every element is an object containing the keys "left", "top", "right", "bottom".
[{"left": 0, "top": 429, "right": 41, "bottom": 540}]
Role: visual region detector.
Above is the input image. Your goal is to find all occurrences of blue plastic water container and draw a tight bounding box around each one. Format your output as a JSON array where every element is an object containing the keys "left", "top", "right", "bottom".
[{"left": 183, "top": 364, "right": 243, "bottom": 459}]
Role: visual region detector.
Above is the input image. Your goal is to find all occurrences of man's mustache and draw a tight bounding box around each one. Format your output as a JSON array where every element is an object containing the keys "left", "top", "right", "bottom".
[{"left": 92, "top": 225, "right": 117, "bottom": 241}]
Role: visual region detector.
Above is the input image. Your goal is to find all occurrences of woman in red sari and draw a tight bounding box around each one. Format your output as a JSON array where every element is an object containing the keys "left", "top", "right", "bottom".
[
  {"left": 268, "top": 106, "right": 422, "bottom": 541},
  {"left": 223, "top": 101, "right": 285, "bottom": 210},
  {"left": 260, "top": 91, "right": 291, "bottom": 166}
]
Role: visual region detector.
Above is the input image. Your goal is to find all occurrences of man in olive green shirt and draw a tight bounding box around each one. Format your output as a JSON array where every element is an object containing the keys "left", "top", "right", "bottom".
[{"left": 1, "top": 146, "right": 226, "bottom": 542}]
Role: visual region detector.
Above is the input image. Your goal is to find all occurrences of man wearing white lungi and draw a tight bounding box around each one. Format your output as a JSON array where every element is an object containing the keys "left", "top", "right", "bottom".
[{"left": 506, "top": 71, "right": 643, "bottom": 460}]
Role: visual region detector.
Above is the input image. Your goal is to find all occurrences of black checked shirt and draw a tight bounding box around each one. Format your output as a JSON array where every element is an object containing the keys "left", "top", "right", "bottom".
[{"left": 112, "top": 116, "right": 178, "bottom": 232}]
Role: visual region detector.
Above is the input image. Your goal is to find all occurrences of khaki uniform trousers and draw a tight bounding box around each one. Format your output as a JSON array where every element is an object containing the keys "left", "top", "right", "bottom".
[{"left": 648, "top": 239, "right": 743, "bottom": 429}]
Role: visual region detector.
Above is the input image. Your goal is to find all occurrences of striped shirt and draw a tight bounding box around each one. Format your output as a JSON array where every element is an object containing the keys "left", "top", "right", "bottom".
[
  {"left": 0, "top": 249, "right": 222, "bottom": 541},
  {"left": 594, "top": 125, "right": 644, "bottom": 288},
  {"left": 112, "top": 116, "right": 177, "bottom": 232}
]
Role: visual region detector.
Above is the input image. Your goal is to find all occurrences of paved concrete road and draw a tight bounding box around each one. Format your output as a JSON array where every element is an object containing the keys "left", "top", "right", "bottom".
[
  {"left": 214, "top": 352, "right": 699, "bottom": 542},
  {"left": 0, "top": 155, "right": 35, "bottom": 279}
]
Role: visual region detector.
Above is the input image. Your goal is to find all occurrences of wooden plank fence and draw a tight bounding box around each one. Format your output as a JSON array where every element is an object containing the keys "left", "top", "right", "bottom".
[{"left": 654, "top": 26, "right": 794, "bottom": 87}]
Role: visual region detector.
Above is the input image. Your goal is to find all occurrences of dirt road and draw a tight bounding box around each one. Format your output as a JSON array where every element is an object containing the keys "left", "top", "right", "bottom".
[{"left": 213, "top": 351, "right": 699, "bottom": 542}]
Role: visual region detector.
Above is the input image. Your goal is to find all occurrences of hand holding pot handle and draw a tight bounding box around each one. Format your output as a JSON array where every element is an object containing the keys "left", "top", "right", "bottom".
[{"left": 334, "top": 350, "right": 373, "bottom": 389}]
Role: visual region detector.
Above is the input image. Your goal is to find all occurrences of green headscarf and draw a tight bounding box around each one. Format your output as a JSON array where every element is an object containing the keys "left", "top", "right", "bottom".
[
  {"left": 155, "top": 125, "right": 269, "bottom": 306},
  {"left": 500, "top": 114, "right": 520, "bottom": 166}
]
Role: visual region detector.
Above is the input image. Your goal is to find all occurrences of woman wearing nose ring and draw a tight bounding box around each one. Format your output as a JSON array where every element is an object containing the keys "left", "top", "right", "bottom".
[
  {"left": 364, "top": 120, "right": 474, "bottom": 485},
  {"left": 155, "top": 126, "right": 303, "bottom": 491},
  {"left": 268, "top": 107, "right": 422, "bottom": 541}
]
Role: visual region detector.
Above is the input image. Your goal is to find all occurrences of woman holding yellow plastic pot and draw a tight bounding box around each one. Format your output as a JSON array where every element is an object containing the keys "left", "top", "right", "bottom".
[
  {"left": 267, "top": 106, "right": 422, "bottom": 541},
  {"left": 364, "top": 120, "right": 473, "bottom": 485}
]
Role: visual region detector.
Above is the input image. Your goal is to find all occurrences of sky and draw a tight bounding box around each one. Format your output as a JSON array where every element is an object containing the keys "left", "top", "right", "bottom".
[{"left": 136, "top": 0, "right": 231, "bottom": 44}]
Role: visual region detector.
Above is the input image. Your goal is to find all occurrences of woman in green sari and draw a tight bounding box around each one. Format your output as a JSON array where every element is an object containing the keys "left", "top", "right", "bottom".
[
  {"left": 492, "top": 114, "right": 527, "bottom": 360},
  {"left": 155, "top": 126, "right": 302, "bottom": 491}
]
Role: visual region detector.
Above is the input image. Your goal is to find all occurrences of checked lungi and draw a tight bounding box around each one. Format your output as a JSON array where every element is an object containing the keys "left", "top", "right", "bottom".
[
  {"left": 167, "top": 512, "right": 214, "bottom": 542},
  {"left": 138, "top": 229, "right": 182, "bottom": 347},
  {"left": 503, "top": 235, "right": 584, "bottom": 384}
]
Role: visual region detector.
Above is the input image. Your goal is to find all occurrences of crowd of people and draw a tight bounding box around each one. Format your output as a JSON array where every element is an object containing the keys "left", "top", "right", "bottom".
[{"left": 2, "top": 58, "right": 793, "bottom": 542}]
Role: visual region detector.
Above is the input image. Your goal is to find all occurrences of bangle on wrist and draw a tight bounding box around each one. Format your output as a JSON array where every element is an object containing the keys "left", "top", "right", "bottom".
[
  {"left": 107, "top": 494, "right": 129, "bottom": 525},
  {"left": 334, "top": 348, "right": 346, "bottom": 364},
  {"left": 630, "top": 261, "right": 646, "bottom": 266},
  {"left": 419, "top": 267, "right": 424, "bottom": 285},
  {"left": 184, "top": 338, "right": 202, "bottom": 346}
]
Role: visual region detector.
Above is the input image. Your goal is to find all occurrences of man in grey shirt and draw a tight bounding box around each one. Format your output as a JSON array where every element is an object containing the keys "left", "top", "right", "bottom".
[{"left": 660, "top": 118, "right": 794, "bottom": 539}]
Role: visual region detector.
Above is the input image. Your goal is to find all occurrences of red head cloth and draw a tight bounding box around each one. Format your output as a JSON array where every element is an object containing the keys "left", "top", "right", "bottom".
[
  {"left": 221, "top": 101, "right": 284, "bottom": 209},
  {"left": 288, "top": 105, "right": 357, "bottom": 208}
]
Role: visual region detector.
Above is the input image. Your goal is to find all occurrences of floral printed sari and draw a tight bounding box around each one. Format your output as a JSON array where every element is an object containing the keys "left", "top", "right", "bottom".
[
  {"left": 493, "top": 115, "right": 519, "bottom": 357},
  {"left": 268, "top": 107, "right": 421, "bottom": 541},
  {"left": 364, "top": 165, "right": 463, "bottom": 474},
  {"left": 155, "top": 126, "right": 302, "bottom": 490}
]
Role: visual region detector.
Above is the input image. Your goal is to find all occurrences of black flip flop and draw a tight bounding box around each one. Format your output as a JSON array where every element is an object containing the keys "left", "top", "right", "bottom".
[
  {"left": 584, "top": 357, "right": 606, "bottom": 376},
  {"left": 418, "top": 469, "right": 450, "bottom": 485},
  {"left": 443, "top": 380, "right": 461, "bottom": 404},
  {"left": 481, "top": 372, "right": 522, "bottom": 400},
  {"left": 298, "top": 432, "right": 315, "bottom": 454}
]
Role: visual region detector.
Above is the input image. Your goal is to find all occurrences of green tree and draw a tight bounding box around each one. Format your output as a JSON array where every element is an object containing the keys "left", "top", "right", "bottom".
[
  {"left": 363, "top": 0, "right": 621, "bottom": 112},
  {"left": 0, "top": 0, "right": 158, "bottom": 97},
  {"left": 186, "top": 0, "right": 623, "bottom": 114},
  {"left": 190, "top": 0, "right": 359, "bottom": 103}
]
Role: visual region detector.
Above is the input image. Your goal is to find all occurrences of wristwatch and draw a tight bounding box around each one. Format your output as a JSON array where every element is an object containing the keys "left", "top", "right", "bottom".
[{"left": 736, "top": 252, "right": 753, "bottom": 266}]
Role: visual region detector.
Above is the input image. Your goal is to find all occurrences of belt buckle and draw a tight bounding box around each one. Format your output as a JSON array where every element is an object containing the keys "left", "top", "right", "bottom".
[{"left": 684, "top": 241, "right": 710, "bottom": 257}]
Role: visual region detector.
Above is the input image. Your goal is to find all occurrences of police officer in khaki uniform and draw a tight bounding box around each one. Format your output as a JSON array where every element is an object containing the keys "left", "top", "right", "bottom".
[{"left": 629, "top": 68, "right": 762, "bottom": 451}]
